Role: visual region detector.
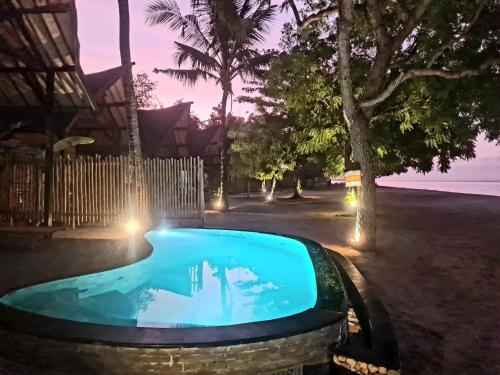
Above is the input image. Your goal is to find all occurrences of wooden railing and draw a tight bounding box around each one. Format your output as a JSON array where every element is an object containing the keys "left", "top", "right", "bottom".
[{"left": 0, "top": 154, "right": 204, "bottom": 228}]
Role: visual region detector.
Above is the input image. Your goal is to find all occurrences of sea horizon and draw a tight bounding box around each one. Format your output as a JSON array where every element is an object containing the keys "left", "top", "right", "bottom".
[{"left": 376, "top": 180, "right": 500, "bottom": 197}]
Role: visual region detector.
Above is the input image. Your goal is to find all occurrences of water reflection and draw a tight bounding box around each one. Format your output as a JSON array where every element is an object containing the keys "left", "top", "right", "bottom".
[{"left": 1, "top": 229, "right": 318, "bottom": 327}]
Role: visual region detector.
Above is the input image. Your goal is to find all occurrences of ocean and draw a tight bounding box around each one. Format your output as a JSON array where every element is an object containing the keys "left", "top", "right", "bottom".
[{"left": 376, "top": 180, "right": 500, "bottom": 197}]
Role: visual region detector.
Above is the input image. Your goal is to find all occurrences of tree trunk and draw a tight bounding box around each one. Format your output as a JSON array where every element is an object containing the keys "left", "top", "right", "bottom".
[
  {"left": 344, "top": 138, "right": 352, "bottom": 171},
  {"left": 270, "top": 177, "right": 276, "bottom": 198},
  {"left": 337, "top": 0, "right": 376, "bottom": 250},
  {"left": 246, "top": 178, "right": 251, "bottom": 199},
  {"left": 261, "top": 179, "right": 267, "bottom": 193},
  {"left": 292, "top": 172, "right": 302, "bottom": 199},
  {"left": 218, "top": 89, "right": 230, "bottom": 210},
  {"left": 118, "top": 0, "right": 142, "bottom": 218}
]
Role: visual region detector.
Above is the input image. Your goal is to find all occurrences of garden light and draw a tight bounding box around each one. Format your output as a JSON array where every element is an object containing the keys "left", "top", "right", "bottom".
[
  {"left": 344, "top": 190, "right": 357, "bottom": 208},
  {"left": 158, "top": 229, "right": 169, "bottom": 236},
  {"left": 124, "top": 219, "right": 141, "bottom": 235},
  {"left": 353, "top": 223, "right": 361, "bottom": 242},
  {"left": 214, "top": 199, "right": 223, "bottom": 210}
]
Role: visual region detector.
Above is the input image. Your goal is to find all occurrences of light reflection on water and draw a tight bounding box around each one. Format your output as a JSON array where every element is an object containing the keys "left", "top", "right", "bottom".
[{"left": 1, "top": 229, "right": 318, "bottom": 327}]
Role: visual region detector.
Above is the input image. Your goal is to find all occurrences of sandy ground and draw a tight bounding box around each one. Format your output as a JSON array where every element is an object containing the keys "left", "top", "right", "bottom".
[
  {"left": 1, "top": 186, "right": 499, "bottom": 374},
  {"left": 206, "top": 187, "right": 500, "bottom": 375}
]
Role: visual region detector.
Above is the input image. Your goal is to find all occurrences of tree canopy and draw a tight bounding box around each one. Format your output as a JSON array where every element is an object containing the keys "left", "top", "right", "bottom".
[
  {"left": 248, "top": 1, "right": 499, "bottom": 179},
  {"left": 230, "top": 114, "right": 297, "bottom": 183},
  {"left": 264, "top": 0, "right": 499, "bottom": 248}
]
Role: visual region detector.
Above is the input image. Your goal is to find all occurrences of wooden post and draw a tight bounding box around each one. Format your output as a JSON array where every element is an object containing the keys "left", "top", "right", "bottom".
[
  {"left": 43, "top": 120, "right": 55, "bottom": 226},
  {"left": 199, "top": 158, "right": 205, "bottom": 225},
  {"left": 43, "top": 71, "right": 55, "bottom": 227}
]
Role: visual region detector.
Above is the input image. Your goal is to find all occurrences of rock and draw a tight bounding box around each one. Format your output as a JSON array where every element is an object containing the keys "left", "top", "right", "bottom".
[
  {"left": 378, "top": 367, "right": 387, "bottom": 374},
  {"left": 387, "top": 370, "right": 400, "bottom": 375},
  {"left": 368, "top": 364, "right": 378, "bottom": 373},
  {"left": 346, "top": 358, "right": 357, "bottom": 369}
]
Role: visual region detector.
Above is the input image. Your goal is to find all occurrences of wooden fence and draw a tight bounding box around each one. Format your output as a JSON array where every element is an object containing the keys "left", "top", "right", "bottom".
[{"left": 0, "top": 154, "right": 204, "bottom": 228}]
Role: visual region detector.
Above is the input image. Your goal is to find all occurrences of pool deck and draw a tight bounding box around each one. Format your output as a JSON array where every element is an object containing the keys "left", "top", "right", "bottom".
[{"left": 1, "top": 186, "right": 499, "bottom": 374}]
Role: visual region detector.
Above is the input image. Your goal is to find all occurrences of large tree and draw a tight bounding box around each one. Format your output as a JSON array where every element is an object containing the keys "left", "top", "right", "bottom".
[
  {"left": 241, "top": 40, "right": 349, "bottom": 178},
  {"left": 118, "top": 0, "right": 142, "bottom": 217},
  {"left": 146, "top": 0, "right": 276, "bottom": 210},
  {"left": 230, "top": 114, "right": 298, "bottom": 198},
  {"left": 285, "top": 0, "right": 500, "bottom": 250}
]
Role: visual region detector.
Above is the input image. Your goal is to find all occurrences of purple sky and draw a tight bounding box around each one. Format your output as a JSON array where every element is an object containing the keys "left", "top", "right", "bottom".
[
  {"left": 76, "top": 0, "right": 289, "bottom": 118},
  {"left": 75, "top": 0, "right": 499, "bottom": 181}
]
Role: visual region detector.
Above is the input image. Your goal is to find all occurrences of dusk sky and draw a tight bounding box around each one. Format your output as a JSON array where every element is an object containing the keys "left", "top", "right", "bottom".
[{"left": 75, "top": 1, "right": 499, "bottom": 182}]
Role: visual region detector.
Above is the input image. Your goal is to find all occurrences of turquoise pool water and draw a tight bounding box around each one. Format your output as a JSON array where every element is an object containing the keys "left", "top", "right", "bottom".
[{"left": 0, "top": 229, "right": 318, "bottom": 328}]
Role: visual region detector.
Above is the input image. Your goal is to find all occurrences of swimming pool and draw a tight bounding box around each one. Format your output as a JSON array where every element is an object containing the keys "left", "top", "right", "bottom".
[
  {"left": 0, "top": 229, "right": 348, "bottom": 374},
  {"left": 1, "top": 229, "right": 319, "bottom": 327}
]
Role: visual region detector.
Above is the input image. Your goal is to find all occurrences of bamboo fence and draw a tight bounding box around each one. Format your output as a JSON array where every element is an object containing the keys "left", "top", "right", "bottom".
[{"left": 0, "top": 154, "right": 204, "bottom": 228}]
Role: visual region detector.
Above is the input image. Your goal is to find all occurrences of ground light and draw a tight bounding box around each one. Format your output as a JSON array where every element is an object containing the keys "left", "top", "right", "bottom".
[
  {"left": 214, "top": 198, "right": 223, "bottom": 210},
  {"left": 124, "top": 219, "right": 141, "bottom": 235},
  {"left": 158, "top": 229, "right": 169, "bottom": 236},
  {"left": 344, "top": 189, "right": 357, "bottom": 208},
  {"left": 353, "top": 223, "right": 361, "bottom": 242},
  {"left": 350, "top": 197, "right": 357, "bottom": 208}
]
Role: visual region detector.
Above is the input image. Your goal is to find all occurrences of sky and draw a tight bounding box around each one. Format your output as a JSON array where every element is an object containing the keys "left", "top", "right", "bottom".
[
  {"left": 75, "top": 0, "right": 499, "bottom": 181},
  {"left": 75, "top": 0, "right": 290, "bottom": 118}
]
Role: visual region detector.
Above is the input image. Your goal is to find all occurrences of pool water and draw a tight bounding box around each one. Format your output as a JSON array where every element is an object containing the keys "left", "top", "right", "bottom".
[{"left": 0, "top": 229, "right": 318, "bottom": 328}]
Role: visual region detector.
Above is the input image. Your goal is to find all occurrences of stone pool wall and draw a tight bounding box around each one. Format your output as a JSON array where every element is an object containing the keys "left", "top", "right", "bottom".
[
  {"left": 333, "top": 355, "right": 400, "bottom": 375},
  {"left": 0, "top": 321, "right": 345, "bottom": 375}
]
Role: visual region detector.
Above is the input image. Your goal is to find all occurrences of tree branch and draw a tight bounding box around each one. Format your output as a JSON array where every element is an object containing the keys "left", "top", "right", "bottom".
[
  {"left": 287, "top": 0, "right": 339, "bottom": 29},
  {"left": 301, "top": 5, "right": 339, "bottom": 29},
  {"left": 366, "top": 0, "right": 391, "bottom": 50},
  {"left": 389, "top": 0, "right": 410, "bottom": 21},
  {"left": 426, "top": 0, "right": 485, "bottom": 68},
  {"left": 360, "top": 57, "right": 500, "bottom": 108},
  {"left": 391, "top": 0, "right": 431, "bottom": 53}
]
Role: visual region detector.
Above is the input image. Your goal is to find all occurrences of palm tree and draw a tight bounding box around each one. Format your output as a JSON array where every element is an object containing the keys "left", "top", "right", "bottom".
[
  {"left": 118, "top": 0, "right": 142, "bottom": 217},
  {"left": 146, "top": 0, "right": 276, "bottom": 210}
]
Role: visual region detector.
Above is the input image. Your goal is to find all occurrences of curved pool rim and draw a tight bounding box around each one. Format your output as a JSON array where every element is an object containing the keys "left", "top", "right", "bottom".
[{"left": 0, "top": 229, "right": 347, "bottom": 347}]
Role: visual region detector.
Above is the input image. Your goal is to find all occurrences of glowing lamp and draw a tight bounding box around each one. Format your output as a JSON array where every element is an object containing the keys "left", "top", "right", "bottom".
[
  {"left": 124, "top": 219, "right": 141, "bottom": 235},
  {"left": 214, "top": 199, "right": 223, "bottom": 210},
  {"left": 353, "top": 225, "right": 361, "bottom": 242}
]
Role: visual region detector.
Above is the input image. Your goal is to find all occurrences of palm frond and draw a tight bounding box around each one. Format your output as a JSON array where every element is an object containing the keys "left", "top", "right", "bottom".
[
  {"left": 174, "top": 42, "right": 221, "bottom": 71},
  {"left": 146, "top": 0, "right": 211, "bottom": 50},
  {"left": 153, "top": 68, "right": 218, "bottom": 85},
  {"left": 231, "top": 47, "right": 262, "bottom": 64},
  {"left": 245, "top": 51, "right": 277, "bottom": 68},
  {"left": 224, "top": 2, "right": 277, "bottom": 48},
  {"left": 239, "top": 0, "right": 253, "bottom": 17},
  {"left": 147, "top": 0, "right": 277, "bottom": 93},
  {"left": 244, "top": 4, "right": 277, "bottom": 45},
  {"left": 231, "top": 51, "right": 277, "bottom": 78}
]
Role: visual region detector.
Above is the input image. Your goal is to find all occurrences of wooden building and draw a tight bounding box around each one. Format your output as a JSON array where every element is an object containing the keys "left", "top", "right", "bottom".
[
  {"left": 0, "top": 0, "right": 95, "bottom": 225},
  {"left": 0, "top": 1, "right": 207, "bottom": 227}
]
